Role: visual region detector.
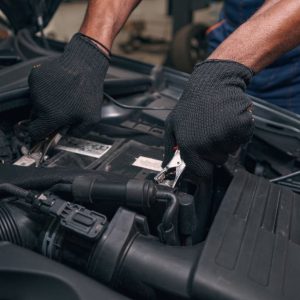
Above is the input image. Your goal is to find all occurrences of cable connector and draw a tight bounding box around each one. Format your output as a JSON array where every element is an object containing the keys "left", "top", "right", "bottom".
[{"left": 32, "top": 192, "right": 107, "bottom": 240}]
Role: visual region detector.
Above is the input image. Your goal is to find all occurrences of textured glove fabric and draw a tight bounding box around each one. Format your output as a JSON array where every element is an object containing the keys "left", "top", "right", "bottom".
[
  {"left": 28, "top": 33, "right": 109, "bottom": 141},
  {"left": 163, "top": 60, "right": 254, "bottom": 178}
]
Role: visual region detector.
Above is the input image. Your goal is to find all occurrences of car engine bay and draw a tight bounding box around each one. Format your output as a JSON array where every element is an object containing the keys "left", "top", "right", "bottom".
[{"left": 1, "top": 9, "right": 300, "bottom": 299}]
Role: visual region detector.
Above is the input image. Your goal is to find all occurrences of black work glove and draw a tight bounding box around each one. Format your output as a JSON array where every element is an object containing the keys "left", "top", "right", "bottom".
[
  {"left": 163, "top": 60, "right": 254, "bottom": 178},
  {"left": 27, "top": 33, "right": 109, "bottom": 141}
]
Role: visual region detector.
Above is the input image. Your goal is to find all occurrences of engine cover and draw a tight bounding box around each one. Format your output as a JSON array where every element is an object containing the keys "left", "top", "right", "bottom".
[{"left": 193, "top": 170, "right": 300, "bottom": 300}]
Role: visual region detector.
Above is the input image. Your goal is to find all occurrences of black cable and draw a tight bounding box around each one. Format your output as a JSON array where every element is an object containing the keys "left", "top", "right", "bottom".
[
  {"left": 31, "top": 0, "right": 50, "bottom": 50},
  {"left": 39, "top": 24, "right": 50, "bottom": 50},
  {"left": 14, "top": 29, "right": 57, "bottom": 60},
  {"left": 104, "top": 92, "right": 173, "bottom": 111},
  {"left": 156, "top": 189, "right": 180, "bottom": 245},
  {"left": 0, "top": 183, "right": 31, "bottom": 199},
  {"left": 156, "top": 189, "right": 178, "bottom": 231},
  {"left": 13, "top": 34, "right": 27, "bottom": 61},
  {"left": 270, "top": 170, "right": 300, "bottom": 183}
]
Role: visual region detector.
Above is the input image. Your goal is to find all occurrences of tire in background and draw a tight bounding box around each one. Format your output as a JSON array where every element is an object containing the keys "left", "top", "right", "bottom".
[{"left": 170, "top": 23, "right": 209, "bottom": 73}]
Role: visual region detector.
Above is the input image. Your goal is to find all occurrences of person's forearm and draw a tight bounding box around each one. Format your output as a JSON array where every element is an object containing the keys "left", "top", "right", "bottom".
[
  {"left": 255, "top": 0, "right": 280, "bottom": 15},
  {"left": 209, "top": 0, "right": 300, "bottom": 73},
  {"left": 80, "top": 0, "right": 142, "bottom": 52}
]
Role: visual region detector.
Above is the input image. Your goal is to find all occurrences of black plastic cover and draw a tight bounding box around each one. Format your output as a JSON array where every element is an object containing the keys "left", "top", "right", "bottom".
[
  {"left": 193, "top": 170, "right": 300, "bottom": 300},
  {"left": 0, "top": 242, "right": 129, "bottom": 300}
]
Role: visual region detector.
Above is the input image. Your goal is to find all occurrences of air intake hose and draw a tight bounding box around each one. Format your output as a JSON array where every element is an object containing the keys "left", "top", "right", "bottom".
[
  {"left": 72, "top": 176, "right": 157, "bottom": 208},
  {"left": 0, "top": 202, "right": 41, "bottom": 250}
]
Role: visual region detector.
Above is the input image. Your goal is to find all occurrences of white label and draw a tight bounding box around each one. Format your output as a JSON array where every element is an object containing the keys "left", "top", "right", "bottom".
[
  {"left": 132, "top": 156, "right": 162, "bottom": 172},
  {"left": 56, "top": 137, "right": 111, "bottom": 158},
  {"left": 14, "top": 156, "right": 36, "bottom": 167}
]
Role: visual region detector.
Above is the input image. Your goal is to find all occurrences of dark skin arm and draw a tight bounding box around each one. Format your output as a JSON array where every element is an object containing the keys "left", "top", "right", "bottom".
[
  {"left": 79, "top": 0, "right": 300, "bottom": 72},
  {"left": 80, "top": 0, "right": 141, "bottom": 55},
  {"left": 210, "top": 0, "right": 300, "bottom": 72}
]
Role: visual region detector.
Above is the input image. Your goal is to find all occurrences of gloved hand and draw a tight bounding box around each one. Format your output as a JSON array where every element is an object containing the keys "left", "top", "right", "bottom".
[
  {"left": 27, "top": 33, "right": 110, "bottom": 141},
  {"left": 163, "top": 60, "right": 254, "bottom": 178}
]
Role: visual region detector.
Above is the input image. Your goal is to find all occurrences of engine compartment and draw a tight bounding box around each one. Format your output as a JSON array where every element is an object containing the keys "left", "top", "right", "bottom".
[{"left": 1, "top": 35, "right": 300, "bottom": 299}]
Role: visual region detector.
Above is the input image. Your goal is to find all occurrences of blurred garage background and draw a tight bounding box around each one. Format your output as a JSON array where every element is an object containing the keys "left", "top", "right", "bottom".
[{"left": 0, "top": 0, "right": 222, "bottom": 73}]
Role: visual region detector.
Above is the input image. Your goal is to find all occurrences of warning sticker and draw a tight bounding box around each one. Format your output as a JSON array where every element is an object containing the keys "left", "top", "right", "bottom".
[
  {"left": 14, "top": 155, "right": 36, "bottom": 167},
  {"left": 56, "top": 137, "right": 111, "bottom": 158},
  {"left": 132, "top": 156, "right": 162, "bottom": 172}
]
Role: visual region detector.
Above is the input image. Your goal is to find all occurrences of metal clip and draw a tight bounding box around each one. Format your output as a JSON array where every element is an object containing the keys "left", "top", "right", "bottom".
[
  {"left": 154, "top": 149, "right": 186, "bottom": 188},
  {"left": 13, "top": 122, "right": 69, "bottom": 167},
  {"left": 28, "top": 131, "right": 64, "bottom": 167}
]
